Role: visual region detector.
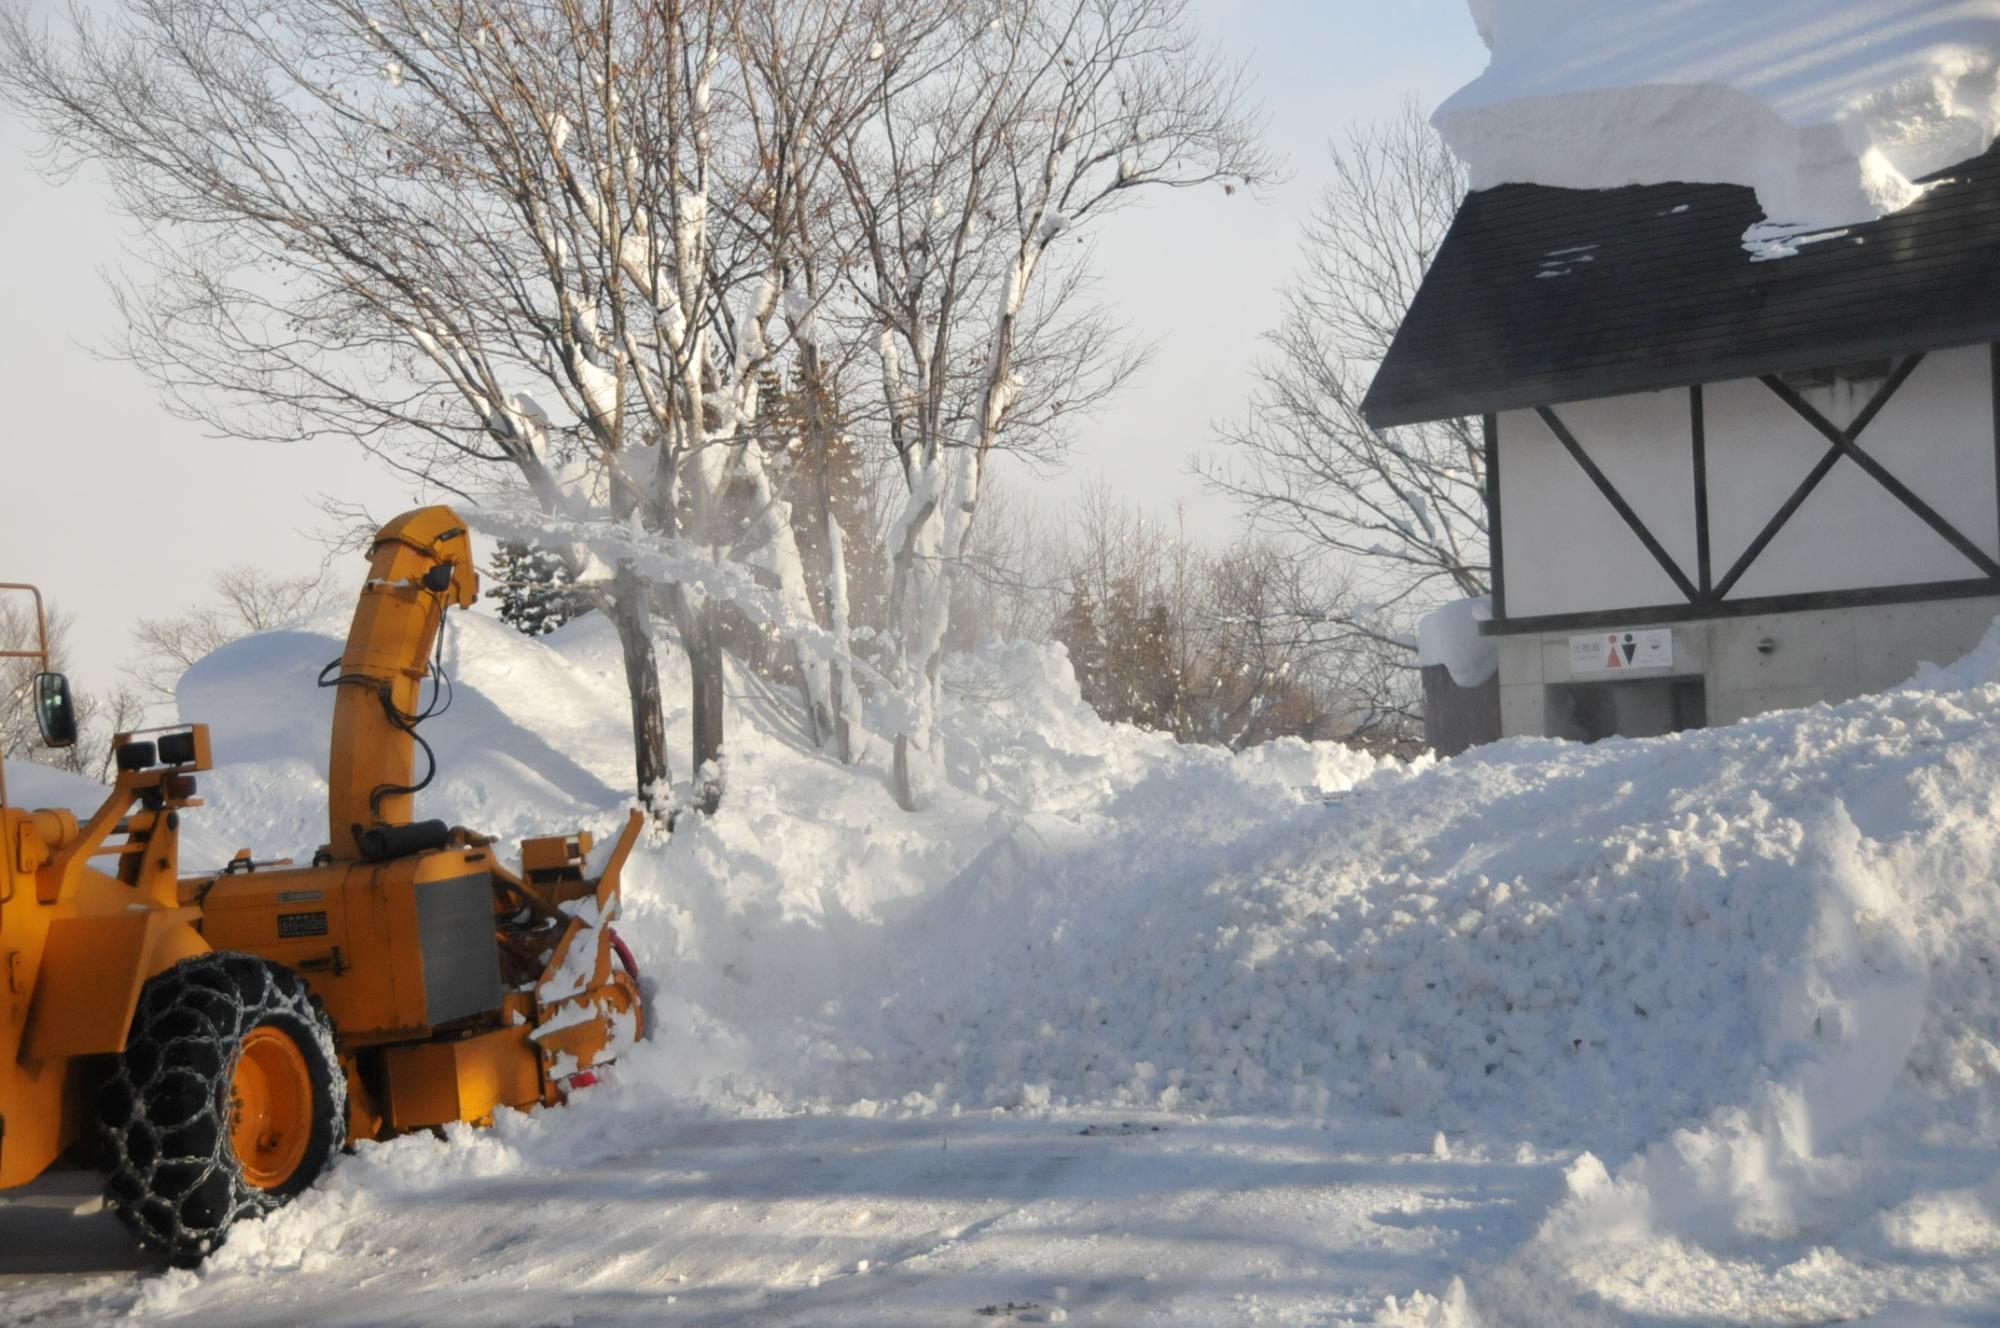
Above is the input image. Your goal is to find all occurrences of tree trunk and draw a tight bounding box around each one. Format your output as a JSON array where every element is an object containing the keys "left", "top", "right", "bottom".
[
  {"left": 608, "top": 560, "right": 669, "bottom": 812},
  {"left": 683, "top": 595, "right": 725, "bottom": 815},
  {"left": 812, "top": 501, "right": 854, "bottom": 765},
  {"left": 798, "top": 333, "right": 855, "bottom": 765},
  {"left": 891, "top": 732, "right": 916, "bottom": 812},
  {"left": 794, "top": 641, "right": 829, "bottom": 749}
]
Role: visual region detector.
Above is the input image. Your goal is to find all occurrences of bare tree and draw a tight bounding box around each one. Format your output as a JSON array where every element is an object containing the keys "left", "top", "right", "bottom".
[
  {"left": 129, "top": 567, "right": 335, "bottom": 702},
  {"left": 824, "top": 0, "right": 1276, "bottom": 806},
  {"left": 944, "top": 478, "right": 1059, "bottom": 651},
  {"left": 5, "top": 0, "right": 1271, "bottom": 813},
  {"left": 1047, "top": 489, "right": 1381, "bottom": 749},
  {"left": 1, "top": 598, "right": 146, "bottom": 783},
  {"left": 1190, "top": 543, "right": 1412, "bottom": 749},
  {"left": 0, "top": 0, "right": 910, "bottom": 812},
  {"left": 1202, "top": 101, "right": 1476, "bottom": 661}
]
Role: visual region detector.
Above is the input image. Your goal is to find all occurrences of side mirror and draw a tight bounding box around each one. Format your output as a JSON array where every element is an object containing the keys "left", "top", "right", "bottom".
[{"left": 34, "top": 673, "right": 77, "bottom": 749}]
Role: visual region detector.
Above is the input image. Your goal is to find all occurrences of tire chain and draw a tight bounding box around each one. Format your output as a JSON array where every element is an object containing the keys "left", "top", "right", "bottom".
[{"left": 96, "top": 953, "right": 347, "bottom": 1266}]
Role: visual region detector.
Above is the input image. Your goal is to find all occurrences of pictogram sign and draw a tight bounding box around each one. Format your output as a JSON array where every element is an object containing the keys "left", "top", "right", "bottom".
[{"left": 1569, "top": 628, "right": 1673, "bottom": 675}]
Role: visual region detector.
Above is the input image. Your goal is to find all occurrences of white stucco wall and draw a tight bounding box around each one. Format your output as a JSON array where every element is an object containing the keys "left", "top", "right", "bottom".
[
  {"left": 1723, "top": 346, "right": 1998, "bottom": 599},
  {"left": 1497, "top": 391, "right": 1694, "bottom": 618},
  {"left": 1702, "top": 374, "right": 1837, "bottom": 578},
  {"left": 1497, "top": 345, "right": 1998, "bottom": 619}
]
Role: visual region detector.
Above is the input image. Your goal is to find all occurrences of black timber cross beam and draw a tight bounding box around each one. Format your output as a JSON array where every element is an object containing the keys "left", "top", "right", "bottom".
[
  {"left": 1712, "top": 354, "right": 2000, "bottom": 599},
  {"left": 1691, "top": 384, "right": 1713, "bottom": 598},
  {"left": 1536, "top": 405, "right": 1701, "bottom": 603}
]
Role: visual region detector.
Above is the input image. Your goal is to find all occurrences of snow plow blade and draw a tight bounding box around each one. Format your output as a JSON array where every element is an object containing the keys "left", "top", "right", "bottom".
[{"left": 511, "top": 809, "right": 647, "bottom": 1085}]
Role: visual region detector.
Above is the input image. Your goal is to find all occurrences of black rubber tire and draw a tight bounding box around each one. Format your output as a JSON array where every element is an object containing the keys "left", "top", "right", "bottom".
[{"left": 95, "top": 953, "right": 347, "bottom": 1267}]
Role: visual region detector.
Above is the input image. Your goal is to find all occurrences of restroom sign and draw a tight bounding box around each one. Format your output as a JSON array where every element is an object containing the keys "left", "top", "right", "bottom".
[{"left": 1570, "top": 628, "right": 1673, "bottom": 674}]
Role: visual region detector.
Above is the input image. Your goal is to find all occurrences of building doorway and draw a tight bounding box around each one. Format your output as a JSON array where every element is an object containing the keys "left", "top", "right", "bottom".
[{"left": 1546, "top": 677, "right": 1706, "bottom": 743}]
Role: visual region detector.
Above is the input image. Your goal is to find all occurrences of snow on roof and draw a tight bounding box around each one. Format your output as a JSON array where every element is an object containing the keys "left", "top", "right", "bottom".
[
  {"left": 1436, "top": 0, "right": 2000, "bottom": 230},
  {"left": 1359, "top": 149, "right": 2000, "bottom": 427},
  {"left": 1416, "top": 596, "right": 1496, "bottom": 688}
]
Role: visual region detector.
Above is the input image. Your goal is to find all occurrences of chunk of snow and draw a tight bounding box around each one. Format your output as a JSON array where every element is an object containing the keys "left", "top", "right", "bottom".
[
  {"left": 1882, "top": 1186, "right": 2000, "bottom": 1257},
  {"left": 529, "top": 999, "right": 600, "bottom": 1041},
  {"left": 582, "top": 830, "right": 619, "bottom": 881},
  {"left": 1436, "top": 1, "right": 2000, "bottom": 231},
  {"left": 1416, "top": 596, "right": 1497, "bottom": 688},
  {"left": 1742, "top": 222, "right": 1855, "bottom": 263},
  {"left": 1375, "top": 1276, "right": 1474, "bottom": 1327}
]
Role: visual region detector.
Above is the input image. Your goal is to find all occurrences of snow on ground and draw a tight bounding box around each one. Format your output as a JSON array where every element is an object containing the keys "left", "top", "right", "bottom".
[
  {"left": 10, "top": 602, "right": 2000, "bottom": 1323},
  {"left": 1438, "top": 0, "right": 2000, "bottom": 230}
]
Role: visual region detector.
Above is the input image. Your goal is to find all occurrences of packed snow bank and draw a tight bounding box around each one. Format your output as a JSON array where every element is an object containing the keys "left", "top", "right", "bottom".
[
  {"left": 1438, "top": 0, "right": 2000, "bottom": 229},
  {"left": 1, "top": 759, "right": 109, "bottom": 817},
  {"left": 54, "top": 592, "right": 2000, "bottom": 1323},
  {"left": 165, "top": 598, "right": 2000, "bottom": 1173},
  {"left": 604, "top": 637, "right": 1383, "bottom": 1108},
  {"left": 176, "top": 606, "right": 637, "bottom": 863},
  {"left": 790, "top": 653, "right": 2000, "bottom": 1160}
]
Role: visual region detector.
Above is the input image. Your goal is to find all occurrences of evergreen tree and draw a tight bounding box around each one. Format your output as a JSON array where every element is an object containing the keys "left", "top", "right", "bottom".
[
  {"left": 491, "top": 540, "right": 584, "bottom": 638},
  {"left": 1135, "top": 602, "right": 1180, "bottom": 734},
  {"left": 1100, "top": 574, "right": 1146, "bottom": 723},
  {"left": 1053, "top": 579, "right": 1106, "bottom": 710}
]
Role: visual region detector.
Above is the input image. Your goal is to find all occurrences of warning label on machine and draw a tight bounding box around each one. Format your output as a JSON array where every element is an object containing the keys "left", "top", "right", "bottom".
[{"left": 277, "top": 911, "right": 330, "bottom": 940}]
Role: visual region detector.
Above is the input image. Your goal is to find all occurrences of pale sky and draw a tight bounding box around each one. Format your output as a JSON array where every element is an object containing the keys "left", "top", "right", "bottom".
[{"left": 0, "top": 0, "right": 1487, "bottom": 693}]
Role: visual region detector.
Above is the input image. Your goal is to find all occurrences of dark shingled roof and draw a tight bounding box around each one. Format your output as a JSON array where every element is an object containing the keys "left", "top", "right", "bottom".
[{"left": 1360, "top": 143, "right": 2000, "bottom": 429}]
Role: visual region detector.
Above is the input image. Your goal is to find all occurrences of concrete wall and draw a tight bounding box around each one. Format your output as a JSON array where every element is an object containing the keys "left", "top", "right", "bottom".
[
  {"left": 1422, "top": 663, "right": 1501, "bottom": 757},
  {"left": 1495, "top": 594, "right": 2000, "bottom": 738}
]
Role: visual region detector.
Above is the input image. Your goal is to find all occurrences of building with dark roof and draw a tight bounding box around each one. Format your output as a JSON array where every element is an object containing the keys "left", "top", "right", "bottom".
[{"left": 1365, "top": 142, "right": 2000, "bottom": 743}]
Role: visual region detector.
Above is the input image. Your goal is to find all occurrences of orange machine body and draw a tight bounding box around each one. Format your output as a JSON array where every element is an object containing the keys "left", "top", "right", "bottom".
[
  {"left": 190, "top": 504, "right": 643, "bottom": 1141},
  {"left": 1, "top": 505, "right": 642, "bottom": 1189},
  {"left": 324, "top": 507, "right": 478, "bottom": 860},
  {"left": 193, "top": 815, "right": 643, "bottom": 1139},
  {"left": 0, "top": 720, "right": 212, "bottom": 1188}
]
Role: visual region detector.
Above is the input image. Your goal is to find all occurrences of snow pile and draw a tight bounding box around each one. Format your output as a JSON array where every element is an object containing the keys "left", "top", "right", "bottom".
[
  {"left": 163, "top": 600, "right": 2000, "bottom": 1190},
  {"left": 784, "top": 649, "right": 2000, "bottom": 1167},
  {"left": 21, "top": 592, "right": 2000, "bottom": 1320},
  {"left": 176, "top": 606, "right": 643, "bottom": 862},
  {"left": 603, "top": 636, "right": 1383, "bottom": 1107},
  {"left": 1437, "top": 0, "right": 2000, "bottom": 229},
  {"left": 2, "top": 760, "right": 116, "bottom": 818}
]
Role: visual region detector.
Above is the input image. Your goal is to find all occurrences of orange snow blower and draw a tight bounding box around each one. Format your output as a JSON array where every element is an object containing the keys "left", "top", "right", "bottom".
[{"left": 0, "top": 507, "right": 642, "bottom": 1265}]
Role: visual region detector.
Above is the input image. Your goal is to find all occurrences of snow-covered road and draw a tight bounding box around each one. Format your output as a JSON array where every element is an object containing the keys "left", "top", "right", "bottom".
[{"left": 5, "top": 1112, "right": 1542, "bottom": 1326}]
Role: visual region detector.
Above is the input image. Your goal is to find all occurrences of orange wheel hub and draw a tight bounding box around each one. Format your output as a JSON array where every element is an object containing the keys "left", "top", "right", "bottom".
[{"left": 228, "top": 1027, "right": 313, "bottom": 1190}]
